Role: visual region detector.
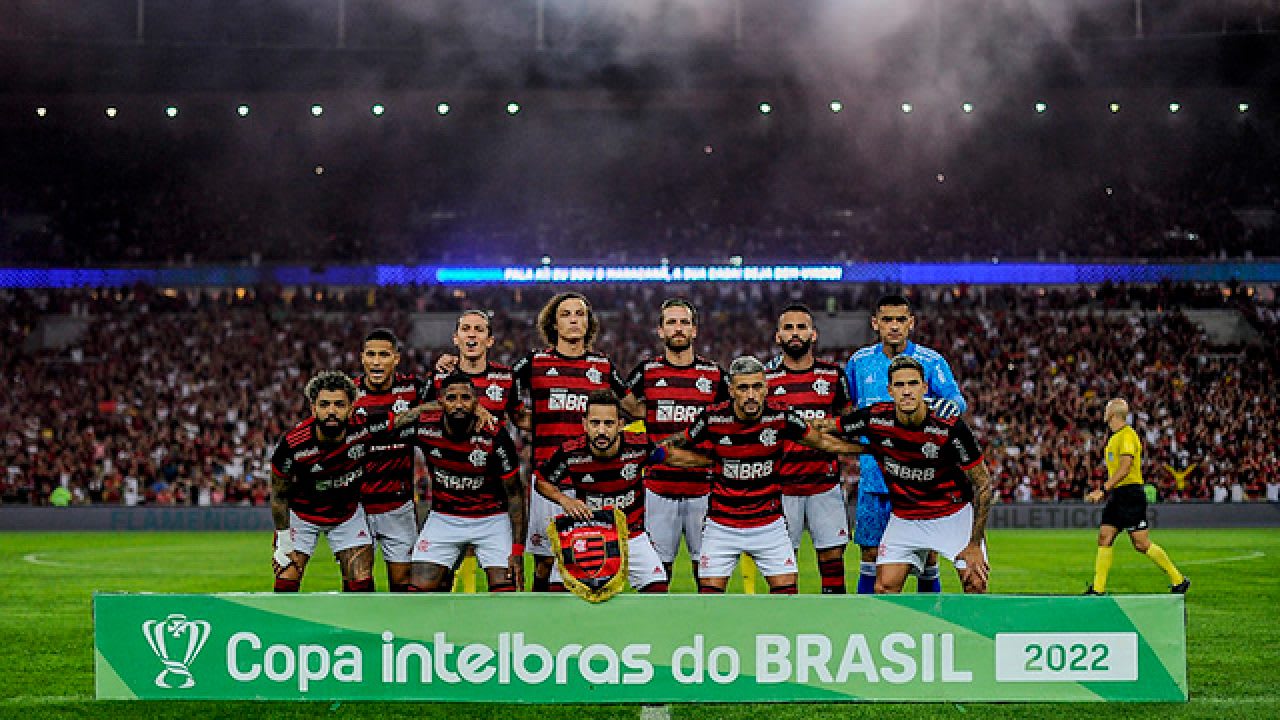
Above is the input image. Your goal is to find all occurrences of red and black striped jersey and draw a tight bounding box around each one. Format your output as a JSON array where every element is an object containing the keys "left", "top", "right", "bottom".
[
  {"left": 836, "top": 403, "right": 984, "bottom": 520},
  {"left": 765, "top": 359, "right": 853, "bottom": 496},
  {"left": 353, "top": 372, "right": 426, "bottom": 514},
  {"left": 626, "top": 354, "right": 727, "bottom": 498},
  {"left": 412, "top": 415, "right": 521, "bottom": 518},
  {"left": 536, "top": 432, "right": 653, "bottom": 534},
  {"left": 683, "top": 400, "right": 811, "bottom": 529},
  {"left": 270, "top": 411, "right": 394, "bottom": 526},
  {"left": 427, "top": 361, "right": 524, "bottom": 421},
  {"left": 512, "top": 348, "right": 627, "bottom": 467}
]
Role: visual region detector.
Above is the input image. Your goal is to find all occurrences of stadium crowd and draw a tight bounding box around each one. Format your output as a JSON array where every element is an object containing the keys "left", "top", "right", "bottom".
[{"left": 2, "top": 281, "right": 1276, "bottom": 508}]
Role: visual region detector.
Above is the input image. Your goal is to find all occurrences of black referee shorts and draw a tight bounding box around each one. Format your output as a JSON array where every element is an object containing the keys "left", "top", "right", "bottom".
[{"left": 1100, "top": 485, "right": 1149, "bottom": 532}]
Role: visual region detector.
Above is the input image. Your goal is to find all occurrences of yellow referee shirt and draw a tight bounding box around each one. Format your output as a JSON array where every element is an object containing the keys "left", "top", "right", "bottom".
[{"left": 1104, "top": 425, "right": 1143, "bottom": 488}]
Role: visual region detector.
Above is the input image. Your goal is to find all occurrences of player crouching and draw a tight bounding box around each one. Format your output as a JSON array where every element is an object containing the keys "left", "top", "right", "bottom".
[{"left": 833, "top": 356, "right": 993, "bottom": 594}]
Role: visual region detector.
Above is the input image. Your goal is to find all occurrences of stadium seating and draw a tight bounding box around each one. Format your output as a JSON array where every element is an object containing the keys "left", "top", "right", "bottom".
[{"left": 1, "top": 282, "right": 1274, "bottom": 507}]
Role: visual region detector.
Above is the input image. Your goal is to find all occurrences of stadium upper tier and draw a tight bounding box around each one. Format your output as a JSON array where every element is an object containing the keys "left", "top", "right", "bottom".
[
  {"left": 1, "top": 96, "right": 1276, "bottom": 266},
  {"left": 1, "top": 282, "right": 1276, "bottom": 508}
]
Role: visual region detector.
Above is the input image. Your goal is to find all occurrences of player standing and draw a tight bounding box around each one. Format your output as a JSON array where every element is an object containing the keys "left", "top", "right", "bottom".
[
  {"left": 624, "top": 298, "right": 726, "bottom": 584},
  {"left": 353, "top": 328, "right": 427, "bottom": 592},
  {"left": 834, "top": 356, "right": 992, "bottom": 594},
  {"left": 269, "top": 370, "right": 429, "bottom": 593},
  {"left": 1084, "top": 398, "right": 1189, "bottom": 595},
  {"left": 660, "top": 357, "right": 863, "bottom": 595},
  {"left": 535, "top": 390, "right": 673, "bottom": 593},
  {"left": 845, "top": 294, "right": 966, "bottom": 594},
  {"left": 409, "top": 373, "right": 525, "bottom": 592},
  {"left": 767, "top": 304, "right": 854, "bottom": 593},
  {"left": 512, "top": 292, "right": 629, "bottom": 591},
  {"left": 430, "top": 310, "right": 526, "bottom": 425}
]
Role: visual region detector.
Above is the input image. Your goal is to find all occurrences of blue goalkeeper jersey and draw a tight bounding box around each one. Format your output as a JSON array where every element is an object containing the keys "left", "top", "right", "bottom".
[{"left": 845, "top": 341, "right": 967, "bottom": 495}]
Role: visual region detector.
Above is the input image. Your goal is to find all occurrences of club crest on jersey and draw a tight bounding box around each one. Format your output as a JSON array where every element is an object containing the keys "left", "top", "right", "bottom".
[
  {"left": 468, "top": 449, "right": 488, "bottom": 467},
  {"left": 550, "top": 508, "right": 629, "bottom": 603},
  {"left": 391, "top": 398, "right": 410, "bottom": 414},
  {"left": 695, "top": 376, "right": 713, "bottom": 394},
  {"left": 812, "top": 378, "right": 831, "bottom": 396},
  {"left": 585, "top": 367, "right": 603, "bottom": 384},
  {"left": 921, "top": 442, "right": 940, "bottom": 459},
  {"left": 621, "top": 463, "right": 638, "bottom": 481},
  {"left": 347, "top": 445, "right": 365, "bottom": 461},
  {"left": 486, "top": 384, "right": 504, "bottom": 402},
  {"left": 759, "top": 428, "right": 778, "bottom": 447}
]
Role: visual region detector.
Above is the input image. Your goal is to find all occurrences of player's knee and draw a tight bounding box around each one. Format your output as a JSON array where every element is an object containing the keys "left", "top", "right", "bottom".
[
  {"left": 874, "top": 580, "right": 902, "bottom": 594},
  {"left": 1133, "top": 539, "right": 1151, "bottom": 553},
  {"left": 860, "top": 546, "right": 878, "bottom": 563}
]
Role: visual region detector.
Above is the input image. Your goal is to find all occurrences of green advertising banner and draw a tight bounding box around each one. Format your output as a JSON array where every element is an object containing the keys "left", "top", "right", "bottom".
[{"left": 94, "top": 594, "right": 1187, "bottom": 703}]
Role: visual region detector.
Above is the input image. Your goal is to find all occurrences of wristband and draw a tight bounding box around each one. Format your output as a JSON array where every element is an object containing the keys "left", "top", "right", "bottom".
[{"left": 511, "top": 544, "right": 525, "bottom": 556}]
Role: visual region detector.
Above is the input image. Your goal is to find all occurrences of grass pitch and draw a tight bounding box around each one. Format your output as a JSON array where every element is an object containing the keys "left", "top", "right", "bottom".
[{"left": 0, "top": 528, "right": 1275, "bottom": 719}]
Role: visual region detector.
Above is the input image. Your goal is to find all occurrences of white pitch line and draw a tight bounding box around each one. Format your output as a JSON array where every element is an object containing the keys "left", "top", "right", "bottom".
[
  {"left": 1178, "top": 550, "right": 1266, "bottom": 566},
  {"left": 640, "top": 703, "right": 672, "bottom": 720},
  {"left": 21, "top": 553, "right": 77, "bottom": 569},
  {"left": 1, "top": 695, "right": 91, "bottom": 705}
]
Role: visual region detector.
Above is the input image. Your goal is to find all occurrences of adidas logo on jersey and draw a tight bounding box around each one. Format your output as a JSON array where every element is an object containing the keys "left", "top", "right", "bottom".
[
  {"left": 546, "top": 368, "right": 559, "bottom": 377},
  {"left": 774, "top": 387, "right": 787, "bottom": 395},
  {"left": 430, "top": 448, "right": 442, "bottom": 457},
  {"left": 655, "top": 379, "right": 668, "bottom": 387},
  {"left": 785, "top": 558, "right": 795, "bottom": 566},
  {"left": 357, "top": 530, "right": 368, "bottom": 538},
  {"left": 719, "top": 437, "right": 732, "bottom": 446}
]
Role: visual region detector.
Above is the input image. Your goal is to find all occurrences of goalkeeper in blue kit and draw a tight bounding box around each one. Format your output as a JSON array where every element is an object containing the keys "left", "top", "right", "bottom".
[{"left": 844, "top": 295, "right": 968, "bottom": 594}]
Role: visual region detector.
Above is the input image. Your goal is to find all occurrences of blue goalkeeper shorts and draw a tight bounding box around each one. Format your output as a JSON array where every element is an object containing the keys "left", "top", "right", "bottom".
[{"left": 854, "top": 491, "right": 892, "bottom": 548}]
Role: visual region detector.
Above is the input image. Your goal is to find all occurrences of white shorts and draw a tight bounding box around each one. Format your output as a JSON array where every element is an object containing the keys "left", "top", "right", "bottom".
[
  {"left": 364, "top": 500, "right": 419, "bottom": 564},
  {"left": 551, "top": 531, "right": 668, "bottom": 590},
  {"left": 698, "top": 518, "right": 797, "bottom": 579},
  {"left": 878, "top": 503, "right": 988, "bottom": 572},
  {"left": 289, "top": 506, "right": 372, "bottom": 557},
  {"left": 412, "top": 511, "right": 513, "bottom": 569},
  {"left": 645, "top": 490, "right": 708, "bottom": 563},
  {"left": 782, "top": 485, "right": 851, "bottom": 550},
  {"left": 528, "top": 489, "right": 574, "bottom": 557}
]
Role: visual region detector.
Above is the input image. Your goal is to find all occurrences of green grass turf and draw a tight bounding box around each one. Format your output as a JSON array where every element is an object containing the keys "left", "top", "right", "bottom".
[{"left": 0, "top": 528, "right": 1275, "bottom": 719}]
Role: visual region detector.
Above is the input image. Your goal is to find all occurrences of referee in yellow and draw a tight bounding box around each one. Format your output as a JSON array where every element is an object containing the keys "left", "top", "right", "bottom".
[{"left": 1084, "top": 398, "right": 1189, "bottom": 595}]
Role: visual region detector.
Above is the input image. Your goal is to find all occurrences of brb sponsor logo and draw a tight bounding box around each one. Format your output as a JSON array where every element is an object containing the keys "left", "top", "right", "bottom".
[
  {"left": 655, "top": 401, "right": 701, "bottom": 424},
  {"left": 548, "top": 391, "right": 587, "bottom": 412},
  {"left": 142, "top": 614, "right": 212, "bottom": 689},
  {"left": 723, "top": 460, "right": 773, "bottom": 480}
]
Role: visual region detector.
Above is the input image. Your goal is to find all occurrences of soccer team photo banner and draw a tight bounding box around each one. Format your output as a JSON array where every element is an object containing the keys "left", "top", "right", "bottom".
[{"left": 94, "top": 593, "right": 1187, "bottom": 703}]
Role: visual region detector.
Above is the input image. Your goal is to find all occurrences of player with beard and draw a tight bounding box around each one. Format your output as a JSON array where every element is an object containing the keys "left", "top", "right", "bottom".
[
  {"left": 766, "top": 304, "right": 854, "bottom": 593},
  {"left": 623, "top": 298, "right": 727, "bottom": 585},
  {"left": 352, "top": 328, "right": 428, "bottom": 593},
  {"left": 842, "top": 294, "right": 966, "bottom": 594},
  {"left": 658, "top": 357, "right": 864, "bottom": 595},
  {"left": 408, "top": 373, "right": 525, "bottom": 592},
  {"left": 512, "top": 292, "right": 629, "bottom": 592},
  {"left": 535, "top": 390, "right": 683, "bottom": 593},
  {"left": 270, "top": 371, "right": 432, "bottom": 593}
]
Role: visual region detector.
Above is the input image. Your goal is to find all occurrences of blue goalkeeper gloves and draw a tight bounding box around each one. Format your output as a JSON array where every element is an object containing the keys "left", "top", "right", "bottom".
[{"left": 926, "top": 397, "right": 961, "bottom": 419}]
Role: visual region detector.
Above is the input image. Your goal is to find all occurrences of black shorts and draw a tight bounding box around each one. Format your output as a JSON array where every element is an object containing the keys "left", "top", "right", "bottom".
[{"left": 1100, "top": 485, "right": 1149, "bottom": 532}]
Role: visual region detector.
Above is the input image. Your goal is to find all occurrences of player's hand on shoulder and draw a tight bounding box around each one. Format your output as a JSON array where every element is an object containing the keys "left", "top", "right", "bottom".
[
  {"left": 927, "top": 397, "right": 961, "bottom": 419},
  {"left": 435, "top": 354, "right": 459, "bottom": 374}
]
